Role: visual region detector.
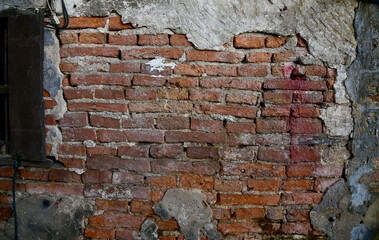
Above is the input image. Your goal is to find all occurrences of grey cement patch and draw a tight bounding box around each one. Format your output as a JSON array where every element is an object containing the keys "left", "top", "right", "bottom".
[
  {"left": 153, "top": 189, "right": 221, "bottom": 240},
  {"left": 61, "top": 0, "right": 357, "bottom": 67},
  {"left": 140, "top": 219, "right": 159, "bottom": 240},
  {"left": 5, "top": 195, "right": 94, "bottom": 240}
]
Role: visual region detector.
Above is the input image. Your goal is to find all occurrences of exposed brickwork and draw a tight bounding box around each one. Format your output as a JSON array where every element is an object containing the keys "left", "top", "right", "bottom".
[{"left": 0, "top": 16, "right": 346, "bottom": 239}]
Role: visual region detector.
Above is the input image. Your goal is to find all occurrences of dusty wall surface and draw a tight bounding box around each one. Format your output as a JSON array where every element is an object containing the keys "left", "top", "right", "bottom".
[{"left": 0, "top": 0, "right": 378, "bottom": 240}]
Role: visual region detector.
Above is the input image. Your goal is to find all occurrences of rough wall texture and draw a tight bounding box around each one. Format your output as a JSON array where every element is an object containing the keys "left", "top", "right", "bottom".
[{"left": 0, "top": 0, "right": 378, "bottom": 240}]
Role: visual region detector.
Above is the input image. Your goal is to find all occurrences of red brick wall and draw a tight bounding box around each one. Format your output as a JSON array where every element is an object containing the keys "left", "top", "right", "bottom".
[{"left": 0, "top": 16, "right": 343, "bottom": 239}]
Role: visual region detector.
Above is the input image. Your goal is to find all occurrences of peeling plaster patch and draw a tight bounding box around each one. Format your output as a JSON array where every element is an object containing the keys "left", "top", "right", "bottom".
[
  {"left": 153, "top": 189, "right": 221, "bottom": 240},
  {"left": 348, "top": 164, "right": 373, "bottom": 214},
  {"left": 146, "top": 57, "right": 176, "bottom": 72},
  {"left": 350, "top": 224, "right": 373, "bottom": 240},
  {"left": 5, "top": 195, "right": 94, "bottom": 240},
  {"left": 62, "top": 0, "right": 357, "bottom": 67},
  {"left": 320, "top": 146, "right": 351, "bottom": 165},
  {"left": 46, "top": 126, "right": 63, "bottom": 159},
  {"left": 50, "top": 89, "right": 68, "bottom": 120},
  {"left": 320, "top": 105, "right": 353, "bottom": 137}
]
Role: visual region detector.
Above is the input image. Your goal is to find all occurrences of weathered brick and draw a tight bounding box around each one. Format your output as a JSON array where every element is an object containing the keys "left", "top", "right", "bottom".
[
  {"left": 324, "top": 91, "right": 335, "bottom": 102},
  {"left": 109, "top": 34, "right": 137, "bottom": 45},
  {"left": 222, "top": 162, "right": 285, "bottom": 177},
  {"left": 256, "top": 119, "right": 289, "bottom": 133},
  {"left": 60, "top": 33, "right": 78, "bottom": 44},
  {"left": 282, "top": 179, "right": 313, "bottom": 191},
  {"left": 59, "top": 113, "right": 88, "bottom": 127},
  {"left": 82, "top": 170, "right": 112, "bottom": 183},
  {"left": 186, "top": 147, "right": 219, "bottom": 159},
  {"left": 258, "top": 147, "right": 290, "bottom": 162},
  {"left": 79, "top": 33, "right": 106, "bottom": 44},
  {"left": 130, "top": 200, "right": 154, "bottom": 215},
  {"left": 151, "top": 160, "right": 219, "bottom": 175},
  {"left": 287, "top": 164, "right": 343, "bottom": 177},
  {"left": 247, "top": 179, "right": 280, "bottom": 191},
  {"left": 19, "top": 170, "right": 49, "bottom": 181},
  {"left": 97, "top": 129, "right": 127, "bottom": 142},
  {"left": 60, "top": 47, "right": 119, "bottom": 58},
  {"left": 305, "top": 65, "right": 327, "bottom": 77},
  {"left": 63, "top": 89, "right": 92, "bottom": 100},
  {"left": 293, "top": 91, "right": 323, "bottom": 104},
  {"left": 174, "top": 64, "right": 205, "bottom": 76},
  {"left": 179, "top": 173, "right": 214, "bottom": 190},
  {"left": 150, "top": 145, "right": 183, "bottom": 159},
  {"left": 45, "top": 99, "right": 57, "bottom": 109},
  {"left": 109, "top": 17, "right": 134, "bottom": 30},
  {"left": 122, "top": 117, "right": 155, "bottom": 129},
  {"left": 138, "top": 34, "right": 169, "bottom": 46},
  {"left": 26, "top": 182, "right": 83, "bottom": 195},
  {"left": 87, "top": 146, "right": 117, "bottom": 156},
  {"left": 118, "top": 146, "right": 149, "bottom": 158},
  {"left": 64, "top": 17, "right": 107, "bottom": 29},
  {"left": 234, "top": 36, "right": 265, "bottom": 48},
  {"left": 165, "top": 131, "right": 226, "bottom": 144},
  {"left": 199, "top": 105, "right": 257, "bottom": 118},
  {"left": 170, "top": 34, "right": 193, "bottom": 47},
  {"left": 266, "top": 208, "right": 284, "bottom": 220},
  {"left": 110, "top": 62, "right": 141, "bottom": 73},
  {"left": 186, "top": 50, "right": 244, "bottom": 63},
  {"left": 286, "top": 208, "right": 310, "bottom": 222},
  {"left": 190, "top": 89, "right": 222, "bottom": 102},
  {"left": 95, "top": 199, "right": 129, "bottom": 211},
  {"left": 158, "top": 88, "right": 188, "bottom": 100},
  {"left": 281, "top": 222, "right": 311, "bottom": 235},
  {"left": 58, "top": 143, "right": 86, "bottom": 156},
  {"left": 213, "top": 208, "right": 231, "bottom": 220},
  {"left": 95, "top": 89, "right": 124, "bottom": 99},
  {"left": 68, "top": 102, "right": 128, "bottom": 113},
  {"left": 263, "top": 91, "right": 293, "bottom": 104},
  {"left": 133, "top": 75, "right": 166, "bottom": 86},
  {"left": 314, "top": 178, "right": 339, "bottom": 192},
  {"left": 265, "top": 36, "right": 286, "bottom": 48},
  {"left": 200, "top": 78, "right": 261, "bottom": 91},
  {"left": 141, "top": 63, "right": 173, "bottom": 76},
  {"left": 129, "top": 102, "right": 193, "bottom": 113},
  {"left": 125, "top": 130, "right": 164, "bottom": 143},
  {"left": 218, "top": 221, "right": 262, "bottom": 234},
  {"left": 59, "top": 62, "right": 78, "bottom": 72},
  {"left": 246, "top": 52, "right": 272, "bottom": 63},
  {"left": 206, "top": 65, "right": 237, "bottom": 76},
  {"left": 113, "top": 172, "right": 144, "bottom": 184},
  {"left": 58, "top": 157, "right": 85, "bottom": 169},
  {"left": 272, "top": 51, "right": 307, "bottom": 62},
  {"left": 156, "top": 116, "right": 189, "bottom": 130},
  {"left": 234, "top": 207, "right": 266, "bottom": 219},
  {"left": 85, "top": 227, "right": 115, "bottom": 239},
  {"left": 290, "top": 118, "right": 322, "bottom": 134},
  {"left": 291, "top": 146, "right": 320, "bottom": 162},
  {"left": 226, "top": 123, "right": 256, "bottom": 134},
  {"left": 167, "top": 77, "right": 198, "bottom": 87},
  {"left": 87, "top": 156, "right": 150, "bottom": 172},
  {"left": 214, "top": 179, "right": 246, "bottom": 192},
  {"left": 125, "top": 89, "right": 157, "bottom": 100},
  {"left": 62, "top": 128, "right": 96, "bottom": 141},
  {"left": 71, "top": 74, "right": 131, "bottom": 86},
  {"left": 190, "top": 118, "right": 223, "bottom": 132},
  {"left": 223, "top": 147, "right": 256, "bottom": 161},
  {"left": 292, "top": 107, "right": 320, "bottom": 118},
  {"left": 225, "top": 93, "right": 257, "bottom": 105},
  {"left": 88, "top": 214, "right": 145, "bottom": 228},
  {"left": 238, "top": 65, "right": 268, "bottom": 77},
  {"left": 218, "top": 194, "right": 280, "bottom": 206},
  {"left": 90, "top": 115, "right": 120, "bottom": 128},
  {"left": 122, "top": 48, "right": 184, "bottom": 60},
  {"left": 281, "top": 193, "right": 323, "bottom": 205},
  {"left": 147, "top": 176, "right": 177, "bottom": 188},
  {"left": 264, "top": 79, "right": 327, "bottom": 90},
  {"left": 261, "top": 107, "right": 291, "bottom": 117}
]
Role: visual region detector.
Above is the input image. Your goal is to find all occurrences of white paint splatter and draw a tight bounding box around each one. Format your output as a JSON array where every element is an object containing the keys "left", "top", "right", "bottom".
[{"left": 146, "top": 57, "right": 176, "bottom": 72}]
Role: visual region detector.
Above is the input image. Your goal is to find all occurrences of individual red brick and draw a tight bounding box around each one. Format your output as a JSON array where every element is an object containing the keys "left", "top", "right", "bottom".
[
  {"left": 19, "top": 170, "right": 49, "bottom": 181},
  {"left": 156, "top": 116, "right": 189, "bottom": 130},
  {"left": 59, "top": 62, "right": 78, "bottom": 72},
  {"left": 287, "top": 164, "right": 343, "bottom": 177},
  {"left": 26, "top": 182, "right": 83, "bottom": 195},
  {"left": 247, "top": 179, "right": 280, "bottom": 191},
  {"left": 129, "top": 102, "right": 193, "bottom": 113},
  {"left": 246, "top": 52, "right": 272, "bottom": 63},
  {"left": 281, "top": 222, "right": 311, "bottom": 235},
  {"left": 138, "top": 34, "right": 169, "bottom": 46},
  {"left": 88, "top": 213, "right": 145, "bottom": 228},
  {"left": 70, "top": 74, "right": 131, "bottom": 86},
  {"left": 118, "top": 146, "right": 148, "bottom": 158},
  {"left": 234, "top": 36, "right": 265, "bottom": 48},
  {"left": 174, "top": 64, "right": 205, "bottom": 76},
  {"left": 125, "top": 89, "right": 156, "bottom": 100},
  {"left": 122, "top": 48, "right": 184, "bottom": 60},
  {"left": 158, "top": 88, "right": 188, "bottom": 100},
  {"left": 124, "top": 130, "right": 164, "bottom": 143},
  {"left": 272, "top": 51, "right": 307, "bottom": 62},
  {"left": 62, "top": 128, "right": 96, "bottom": 141},
  {"left": 214, "top": 179, "right": 246, "bottom": 192},
  {"left": 261, "top": 107, "right": 291, "bottom": 117},
  {"left": 109, "top": 17, "right": 134, "bottom": 30},
  {"left": 217, "top": 221, "right": 262, "bottom": 234},
  {"left": 58, "top": 143, "right": 86, "bottom": 156},
  {"left": 265, "top": 36, "right": 286, "bottom": 48},
  {"left": 186, "top": 50, "right": 244, "bottom": 63},
  {"left": 286, "top": 208, "right": 310, "bottom": 222},
  {"left": 282, "top": 179, "right": 313, "bottom": 191},
  {"left": 234, "top": 208, "right": 266, "bottom": 219},
  {"left": 156, "top": 219, "right": 179, "bottom": 231},
  {"left": 79, "top": 33, "right": 106, "bottom": 44},
  {"left": 170, "top": 34, "right": 193, "bottom": 47},
  {"left": 167, "top": 77, "right": 198, "bottom": 87},
  {"left": 292, "top": 107, "right": 320, "bottom": 118},
  {"left": 263, "top": 91, "right": 293, "bottom": 104},
  {"left": 190, "top": 118, "right": 223, "bottom": 132},
  {"left": 291, "top": 146, "right": 320, "bottom": 162},
  {"left": 186, "top": 147, "right": 219, "bottom": 159},
  {"left": 68, "top": 102, "right": 128, "bottom": 113},
  {"left": 305, "top": 65, "right": 327, "bottom": 77},
  {"left": 226, "top": 123, "right": 256, "bottom": 134},
  {"left": 63, "top": 89, "right": 92, "bottom": 100},
  {"left": 122, "top": 117, "right": 154, "bottom": 129},
  {"left": 237, "top": 65, "right": 268, "bottom": 77},
  {"left": 324, "top": 91, "right": 335, "bottom": 102},
  {"left": 228, "top": 134, "right": 256, "bottom": 146},
  {"left": 290, "top": 118, "right": 322, "bottom": 134},
  {"left": 82, "top": 170, "right": 112, "bottom": 183},
  {"left": 110, "top": 62, "right": 141, "bottom": 73},
  {"left": 87, "top": 155, "right": 150, "bottom": 172},
  {"left": 95, "top": 199, "right": 128, "bottom": 211},
  {"left": 314, "top": 178, "right": 339, "bottom": 192},
  {"left": 218, "top": 194, "right": 280, "bottom": 206},
  {"left": 200, "top": 78, "right": 261, "bottom": 91},
  {"left": 63, "top": 17, "right": 107, "bottom": 29},
  {"left": 165, "top": 131, "right": 226, "bottom": 144},
  {"left": 213, "top": 208, "right": 231, "bottom": 220},
  {"left": 258, "top": 148, "right": 290, "bottom": 162},
  {"left": 113, "top": 172, "right": 144, "bottom": 184},
  {"left": 85, "top": 227, "right": 115, "bottom": 239},
  {"left": 95, "top": 89, "right": 124, "bottom": 100},
  {"left": 266, "top": 208, "right": 284, "bottom": 220},
  {"left": 281, "top": 192, "right": 323, "bottom": 205},
  {"left": 256, "top": 134, "right": 291, "bottom": 146},
  {"left": 97, "top": 129, "right": 126, "bottom": 142},
  {"left": 199, "top": 105, "right": 257, "bottom": 118},
  {"left": 147, "top": 176, "right": 176, "bottom": 188},
  {"left": 148, "top": 144, "right": 180, "bottom": 160},
  {"left": 179, "top": 173, "right": 214, "bottom": 190},
  {"left": 44, "top": 99, "right": 57, "bottom": 109},
  {"left": 90, "top": 115, "right": 120, "bottom": 128},
  {"left": 133, "top": 75, "right": 166, "bottom": 86},
  {"left": 293, "top": 91, "right": 323, "bottom": 104},
  {"left": 265, "top": 79, "right": 327, "bottom": 91},
  {"left": 151, "top": 160, "right": 219, "bottom": 175},
  {"left": 48, "top": 169, "right": 81, "bottom": 183},
  {"left": 189, "top": 90, "right": 222, "bottom": 102},
  {"left": 222, "top": 162, "right": 285, "bottom": 177},
  {"left": 226, "top": 93, "right": 257, "bottom": 105},
  {"left": 87, "top": 146, "right": 117, "bottom": 156},
  {"left": 60, "top": 33, "right": 78, "bottom": 44},
  {"left": 256, "top": 119, "right": 289, "bottom": 133},
  {"left": 206, "top": 65, "right": 237, "bottom": 76},
  {"left": 59, "top": 113, "right": 88, "bottom": 128},
  {"left": 109, "top": 34, "right": 137, "bottom": 45},
  {"left": 58, "top": 157, "right": 85, "bottom": 169},
  {"left": 141, "top": 63, "right": 173, "bottom": 76},
  {"left": 130, "top": 200, "right": 154, "bottom": 215},
  {"left": 60, "top": 47, "right": 119, "bottom": 58},
  {"left": 223, "top": 147, "right": 256, "bottom": 161}
]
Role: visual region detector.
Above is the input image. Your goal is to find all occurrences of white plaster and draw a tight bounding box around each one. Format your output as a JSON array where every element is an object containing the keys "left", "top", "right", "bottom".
[
  {"left": 146, "top": 57, "right": 176, "bottom": 72},
  {"left": 320, "top": 105, "right": 354, "bottom": 137}
]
